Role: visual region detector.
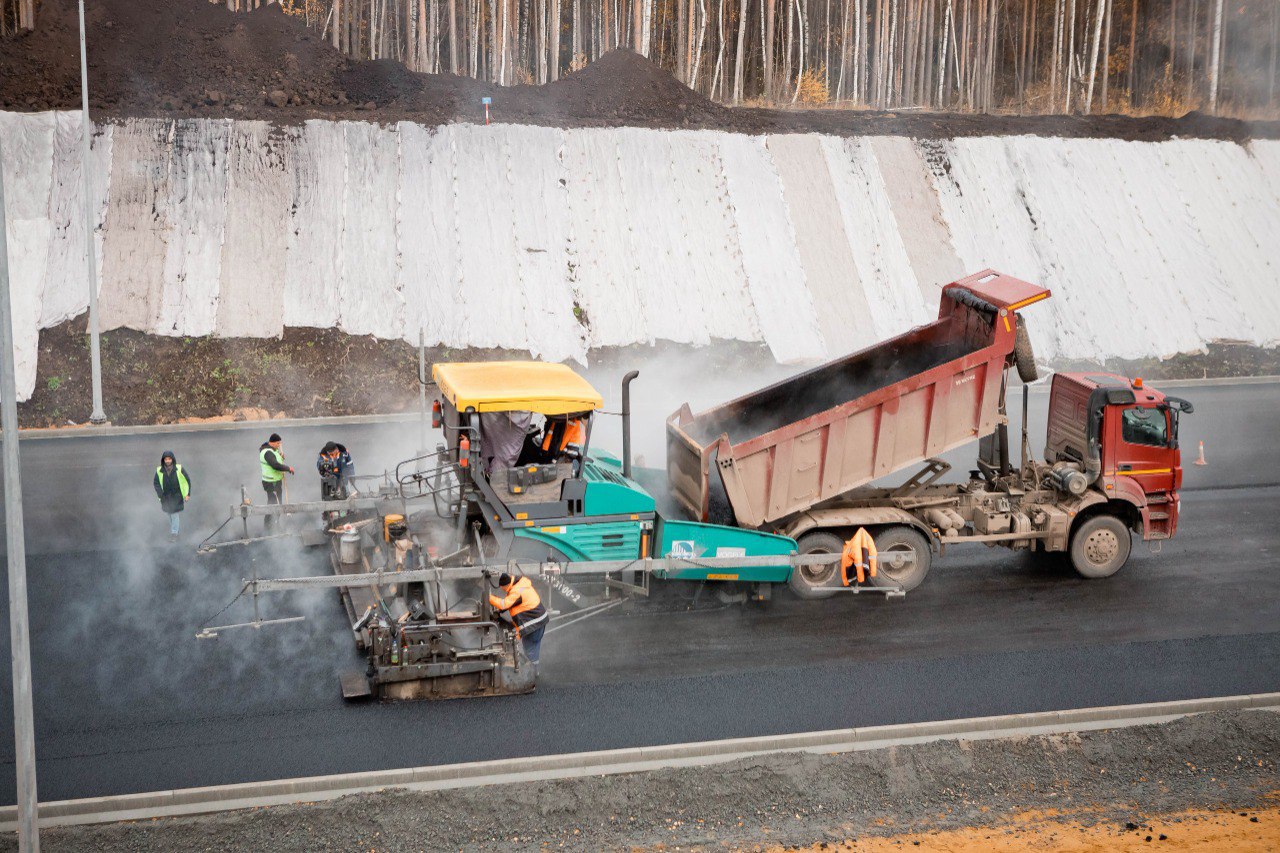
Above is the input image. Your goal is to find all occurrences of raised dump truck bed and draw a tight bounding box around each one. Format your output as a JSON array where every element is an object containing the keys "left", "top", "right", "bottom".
[{"left": 667, "top": 270, "right": 1049, "bottom": 529}]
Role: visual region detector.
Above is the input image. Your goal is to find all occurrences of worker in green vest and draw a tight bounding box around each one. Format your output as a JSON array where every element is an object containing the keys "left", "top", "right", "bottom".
[
  {"left": 153, "top": 450, "right": 191, "bottom": 541},
  {"left": 259, "top": 433, "right": 295, "bottom": 533}
]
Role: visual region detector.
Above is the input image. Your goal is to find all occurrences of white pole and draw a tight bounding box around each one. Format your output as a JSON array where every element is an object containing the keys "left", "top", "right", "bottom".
[
  {"left": 0, "top": 137, "right": 42, "bottom": 853},
  {"left": 1208, "top": 0, "right": 1225, "bottom": 113},
  {"left": 418, "top": 327, "right": 429, "bottom": 454},
  {"left": 79, "top": 0, "right": 106, "bottom": 425}
]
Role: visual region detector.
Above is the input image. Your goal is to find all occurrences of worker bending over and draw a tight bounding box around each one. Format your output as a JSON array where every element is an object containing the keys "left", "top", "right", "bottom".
[
  {"left": 259, "top": 433, "right": 294, "bottom": 533},
  {"left": 317, "top": 441, "right": 355, "bottom": 501},
  {"left": 487, "top": 572, "right": 548, "bottom": 666}
]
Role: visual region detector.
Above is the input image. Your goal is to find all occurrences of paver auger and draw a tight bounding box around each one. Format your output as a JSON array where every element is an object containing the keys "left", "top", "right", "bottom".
[{"left": 199, "top": 270, "right": 1193, "bottom": 701}]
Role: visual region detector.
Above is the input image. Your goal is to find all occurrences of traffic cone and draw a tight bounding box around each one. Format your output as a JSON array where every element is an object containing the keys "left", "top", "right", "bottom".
[{"left": 1194, "top": 440, "right": 1207, "bottom": 466}]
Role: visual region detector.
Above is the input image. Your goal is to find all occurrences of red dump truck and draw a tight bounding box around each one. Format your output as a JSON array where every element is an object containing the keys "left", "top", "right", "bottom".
[{"left": 666, "top": 270, "right": 1194, "bottom": 598}]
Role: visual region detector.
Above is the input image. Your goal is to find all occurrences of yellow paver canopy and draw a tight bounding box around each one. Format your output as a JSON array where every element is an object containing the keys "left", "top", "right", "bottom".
[{"left": 433, "top": 361, "right": 604, "bottom": 415}]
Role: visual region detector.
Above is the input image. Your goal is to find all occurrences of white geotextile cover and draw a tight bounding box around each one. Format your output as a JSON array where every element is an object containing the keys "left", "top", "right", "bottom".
[{"left": 5, "top": 110, "right": 1280, "bottom": 402}]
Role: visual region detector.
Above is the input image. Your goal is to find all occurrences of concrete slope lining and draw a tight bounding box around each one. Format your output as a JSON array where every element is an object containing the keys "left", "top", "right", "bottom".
[{"left": 5, "top": 110, "right": 1280, "bottom": 401}]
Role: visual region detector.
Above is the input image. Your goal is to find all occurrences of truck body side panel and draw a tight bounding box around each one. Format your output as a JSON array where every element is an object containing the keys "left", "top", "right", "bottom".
[{"left": 668, "top": 270, "right": 1046, "bottom": 529}]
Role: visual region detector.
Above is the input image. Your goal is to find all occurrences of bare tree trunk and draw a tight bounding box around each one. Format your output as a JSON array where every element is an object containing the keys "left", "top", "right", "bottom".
[
  {"left": 788, "top": 0, "right": 798, "bottom": 101},
  {"left": 1101, "top": 0, "right": 1113, "bottom": 109},
  {"left": 551, "top": 0, "right": 562, "bottom": 78},
  {"left": 449, "top": 0, "right": 460, "bottom": 71},
  {"left": 734, "top": 0, "right": 749, "bottom": 100},
  {"left": 937, "top": 0, "right": 951, "bottom": 103},
  {"left": 332, "top": 0, "right": 343, "bottom": 47},
  {"left": 1271, "top": 0, "right": 1278, "bottom": 107},
  {"left": 1207, "top": 0, "right": 1223, "bottom": 111},
  {"left": 572, "top": 0, "right": 583, "bottom": 58},
  {"left": 764, "top": 0, "right": 776, "bottom": 99},
  {"left": 1064, "top": 0, "right": 1076, "bottom": 112},
  {"left": 1050, "top": 0, "right": 1062, "bottom": 106},
  {"left": 1187, "top": 0, "right": 1197, "bottom": 104},
  {"left": 1127, "top": 0, "right": 1138, "bottom": 105},
  {"left": 1085, "top": 0, "right": 1105, "bottom": 111}
]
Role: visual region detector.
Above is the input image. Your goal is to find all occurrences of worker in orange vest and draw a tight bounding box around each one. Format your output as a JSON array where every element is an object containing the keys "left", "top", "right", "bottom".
[
  {"left": 841, "top": 527, "right": 878, "bottom": 585},
  {"left": 487, "top": 572, "right": 549, "bottom": 665},
  {"left": 540, "top": 415, "right": 586, "bottom": 458}
]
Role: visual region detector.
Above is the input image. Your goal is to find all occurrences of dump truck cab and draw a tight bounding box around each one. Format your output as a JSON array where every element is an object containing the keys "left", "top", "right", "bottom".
[{"left": 1046, "top": 372, "right": 1193, "bottom": 542}]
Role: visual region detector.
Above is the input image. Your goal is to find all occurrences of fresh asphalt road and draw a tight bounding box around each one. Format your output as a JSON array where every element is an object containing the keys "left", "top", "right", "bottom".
[{"left": 0, "top": 380, "right": 1276, "bottom": 804}]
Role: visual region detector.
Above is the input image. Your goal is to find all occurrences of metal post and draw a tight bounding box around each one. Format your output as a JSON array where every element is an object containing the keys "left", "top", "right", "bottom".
[
  {"left": 0, "top": 138, "right": 42, "bottom": 852},
  {"left": 418, "top": 327, "right": 428, "bottom": 453},
  {"left": 79, "top": 0, "right": 106, "bottom": 425},
  {"left": 1021, "top": 383, "right": 1030, "bottom": 473},
  {"left": 621, "top": 370, "right": 639, "bottom": 478}
]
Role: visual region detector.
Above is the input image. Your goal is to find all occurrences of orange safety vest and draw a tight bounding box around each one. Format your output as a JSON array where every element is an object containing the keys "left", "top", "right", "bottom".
[
  {"left": 489, "top": 576, "right": 543, "bottom": 619},
  {"left": 840, "top": 527, "right": 878, "bottom": 585},
  {"left": 541, "top": 418, "right": 585, "bottom": 453}
]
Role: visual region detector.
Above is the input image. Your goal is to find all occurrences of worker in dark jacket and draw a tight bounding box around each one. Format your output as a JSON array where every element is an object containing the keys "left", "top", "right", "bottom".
[
  {"left": 259, "top": 433, "right": 294, "bottom": 533},
  {"left": 317, "top": 441, "right": 355, "bottom": 501},
  {"left": 153, "top": 450, "right": 191, "bottom": 540},
  {"left": 487, "top": 572, "right": 549, "bottom": 666}
]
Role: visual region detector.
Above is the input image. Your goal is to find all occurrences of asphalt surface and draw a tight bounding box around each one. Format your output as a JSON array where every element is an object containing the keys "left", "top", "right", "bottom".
[{"left": 0, "top": 380, "right": 1275, "bottom": 804}]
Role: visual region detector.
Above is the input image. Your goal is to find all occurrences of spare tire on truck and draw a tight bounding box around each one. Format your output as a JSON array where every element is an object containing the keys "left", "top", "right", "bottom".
[{"left": 1013, "top": 320, "right": 1038, "bottom": 383}]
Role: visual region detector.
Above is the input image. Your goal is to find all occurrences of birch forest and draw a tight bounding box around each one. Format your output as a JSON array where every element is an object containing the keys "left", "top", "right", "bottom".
[{"left": 5, "top": 0, "right": 1279, "bottom": 115}]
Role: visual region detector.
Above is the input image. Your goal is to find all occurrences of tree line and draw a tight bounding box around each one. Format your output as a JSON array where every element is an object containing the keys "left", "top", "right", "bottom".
[{"left": 4, "top": 0, "right": 1277, "bottom": 115}]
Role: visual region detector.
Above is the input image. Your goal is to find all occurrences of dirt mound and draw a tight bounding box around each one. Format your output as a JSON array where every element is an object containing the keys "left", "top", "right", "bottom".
[
  {"left": 2, "top": 0, "right": 1277, "bottom": 138},
  {"left": 0, "top": 0, "right": 719, "bottom": 127},
  {"left": 0, "top": 0, "right": 351, "bottom": 113}
]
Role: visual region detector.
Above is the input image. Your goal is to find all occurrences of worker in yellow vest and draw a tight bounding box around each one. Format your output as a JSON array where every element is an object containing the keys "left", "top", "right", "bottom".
[
  {"left": 153, "top": 450, "right": 191, "bottom": 541},
  {"left": 487, "top": 572, "right": 549, "bottom": 666},
  {"left": 259, "top": 433, "right": 295, "bottom": 533}
]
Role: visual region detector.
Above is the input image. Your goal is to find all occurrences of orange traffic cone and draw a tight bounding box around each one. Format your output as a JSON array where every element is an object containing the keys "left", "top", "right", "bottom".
[{"left": 1193, "top": 440, "right": 1207, "bottom": 466}]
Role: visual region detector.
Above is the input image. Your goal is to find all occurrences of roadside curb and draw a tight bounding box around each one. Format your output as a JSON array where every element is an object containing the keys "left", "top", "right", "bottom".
[
  {"left": 7, "top": 692, "right": 1277, "bottom": 831},
  {"left": 7, "top": 374, "right": 1279, "bottom": 441}
]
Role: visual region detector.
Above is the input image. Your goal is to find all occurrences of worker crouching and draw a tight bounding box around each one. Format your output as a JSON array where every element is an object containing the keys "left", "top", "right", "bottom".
[{"left": 487, "top": 572, "right": 548, "bottom": 668}]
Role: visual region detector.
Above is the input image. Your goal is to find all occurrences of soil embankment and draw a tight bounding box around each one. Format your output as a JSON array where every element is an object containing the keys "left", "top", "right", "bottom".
[
  {"left": 18, "top": 319, "right": 1280, "bottom": 429},
  {"left": 3, "top": 0, "right": 1278, "bottom": 140},
  {"left": 17, "top": 709, "right": 1279, "bottom": 851}
]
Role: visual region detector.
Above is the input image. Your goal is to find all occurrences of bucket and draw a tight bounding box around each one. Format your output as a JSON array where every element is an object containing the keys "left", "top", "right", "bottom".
[
  {"left": 383, "top": 513, "right": 406, "bottom": 542},
  {"left": 339, "top": 530, "right": 362, "bottom": 565}
]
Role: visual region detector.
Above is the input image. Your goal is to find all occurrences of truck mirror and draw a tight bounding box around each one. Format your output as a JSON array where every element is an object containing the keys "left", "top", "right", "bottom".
[{"left": 1165, "top": 396, "right": 1194, "bottom": 414}]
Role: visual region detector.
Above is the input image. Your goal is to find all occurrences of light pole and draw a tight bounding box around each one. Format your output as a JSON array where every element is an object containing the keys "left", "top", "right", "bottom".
[
  {"left": 79, "top": 0, "right": 106, "bottom": 424},
  {"left": 0, "top": 138, "right": 42, "bottom": 853}
]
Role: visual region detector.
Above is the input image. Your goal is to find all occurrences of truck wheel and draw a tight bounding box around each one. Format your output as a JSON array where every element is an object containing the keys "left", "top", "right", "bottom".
[
  {"left": 873, "top": 526, "right": 932, "bottom": 592},
  {"left": 789, "top": 532, "right": 843, "bottom": 600},
  {"left": 1013, "top": 321, "right": 1038, "bottom": 383},
  {"left": 1069, "top": 515, "right": 1131, "bottom": 578}
]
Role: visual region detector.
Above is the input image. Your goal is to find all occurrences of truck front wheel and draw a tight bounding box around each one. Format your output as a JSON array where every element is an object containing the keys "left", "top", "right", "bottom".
[
  {"left": 1069, "top": 515, "right": 1132, "bottom": 578},
  {"left": 874, "top": 526, "right": 932, "bottom": 592},
  {"left": 789, "top": 532, "right": 844, "bottom": 599}
]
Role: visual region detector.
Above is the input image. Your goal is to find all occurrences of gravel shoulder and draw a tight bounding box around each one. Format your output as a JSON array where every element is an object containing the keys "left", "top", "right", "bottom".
[{"left": 19, "top": 709, "right": 1279, "bottom": 852}]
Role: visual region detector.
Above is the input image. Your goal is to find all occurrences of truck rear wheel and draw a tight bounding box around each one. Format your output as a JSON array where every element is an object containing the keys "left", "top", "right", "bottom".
[
  {"left": 1013, "top": 321, "right": 1038, "bottom": 383},
  {"left": 789, "top": 532, "right": 843, "bottom": 599},
  {"left": 1069, "top": 515, "right": 1131, "bottom": 578},
  {"left": 873, "top": 526, "right": 932, "bottom": 592}
]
